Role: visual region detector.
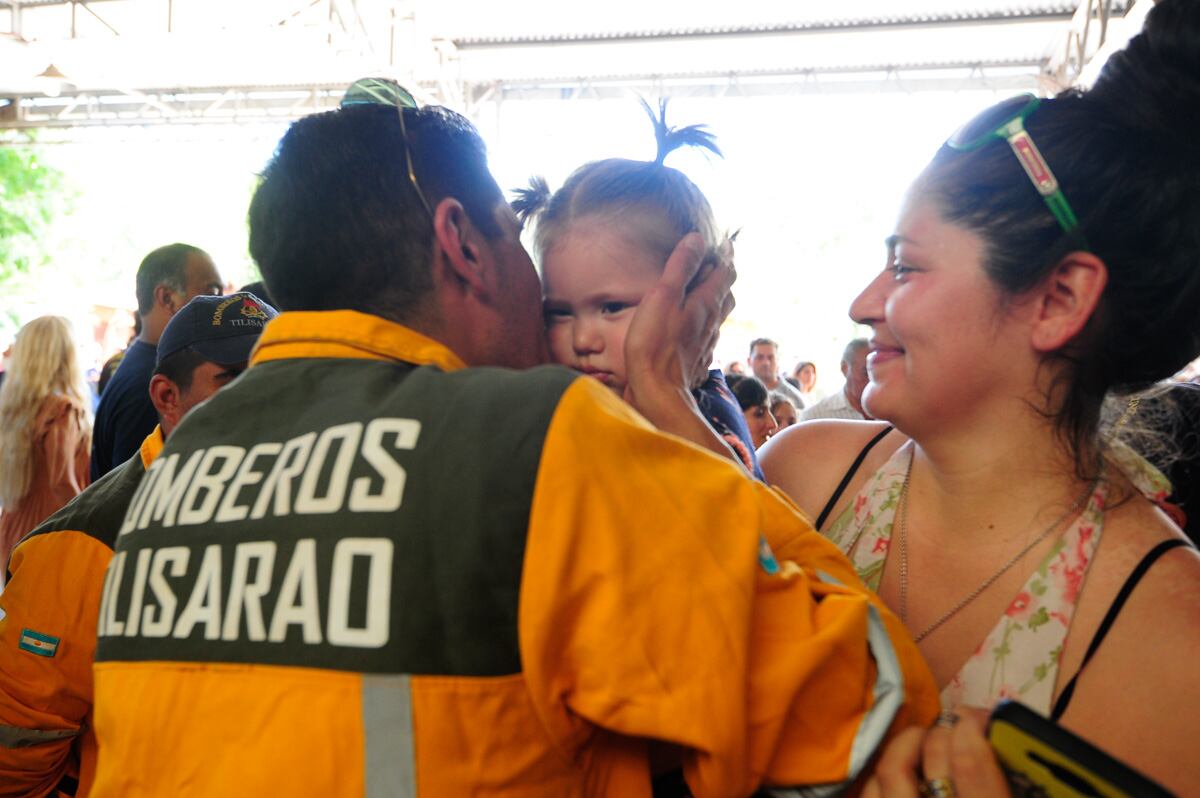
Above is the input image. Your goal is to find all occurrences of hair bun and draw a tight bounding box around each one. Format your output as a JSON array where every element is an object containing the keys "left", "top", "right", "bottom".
[
  {"left": 1088, "top": 0, "right": 1200, "bottom": 149},
  {"left": 511, "top": 175, "right": 552, "bottom": 225},
  {"left": 638, "top": 97, "right": 721, "bottom": 166}
]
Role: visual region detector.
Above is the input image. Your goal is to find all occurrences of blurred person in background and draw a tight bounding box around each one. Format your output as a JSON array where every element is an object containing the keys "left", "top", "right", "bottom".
[
  {"left": 0, "top": 316, "right": 92, "bottom": 576},
  {"left": 771, "top": 393, "right": 799, "bottom": 431},
  {"left": 800, "top": 338, "right": 870, "bottom": 421},
  {"left": 89, "top": 243, "right": 223, "bottom": 480},
  {"left": 733, "top": 375, "right": 778, "bottom": 448},
  {"left": 747, "top": 337, "right": 805, "bottom": 410},
  {"left": 791, "top": 360, "right": 821, "bottom": 408}
]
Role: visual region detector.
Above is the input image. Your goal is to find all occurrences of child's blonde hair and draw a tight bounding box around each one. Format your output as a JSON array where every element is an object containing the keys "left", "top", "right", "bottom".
[
  {"left": 513, "top": 98, "right": 727, "bottom": 269},
  {"left": 0, "top": 316, "right": 91, "bottom": 506}
]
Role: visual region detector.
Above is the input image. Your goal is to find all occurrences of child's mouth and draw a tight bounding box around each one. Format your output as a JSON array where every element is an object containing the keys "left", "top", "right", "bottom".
[{"left": 578, "top": 366, "right": 615, "bottom": 385}]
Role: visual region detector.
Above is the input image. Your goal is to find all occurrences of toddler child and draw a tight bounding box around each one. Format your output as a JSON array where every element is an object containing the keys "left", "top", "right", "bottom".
[{"left": 514, "top": 100, "right": 761, "bottom": 477}]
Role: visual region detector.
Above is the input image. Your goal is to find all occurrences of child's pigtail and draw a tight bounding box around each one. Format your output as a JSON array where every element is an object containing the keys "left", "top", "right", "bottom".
[
  {"left": 638, "top": 96, "right": 722, "bottom": 166},
  {"left": 511, "top": 175, "right": 552, "bottom": 226}
]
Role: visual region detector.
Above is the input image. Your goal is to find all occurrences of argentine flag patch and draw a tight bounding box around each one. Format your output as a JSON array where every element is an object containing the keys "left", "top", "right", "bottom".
[{"left": 19, "top": 629, "right": 60, "bottom": 658}]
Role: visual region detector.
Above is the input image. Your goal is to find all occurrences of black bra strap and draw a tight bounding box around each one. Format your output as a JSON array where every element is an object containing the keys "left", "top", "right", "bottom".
[
  {"left": 1050, "top": 538, "right": 1191, "bottom": 721},
  {"left": 814, "top": 426, "right": 895, "bottom": 530}
]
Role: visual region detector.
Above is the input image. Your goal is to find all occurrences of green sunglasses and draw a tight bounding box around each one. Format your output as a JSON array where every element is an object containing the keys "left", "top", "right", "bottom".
[
  {"left": 340, "top": 77, "right": 434, "bottom": 217},
  {"left": 947, "top": 93, "right": 1082, "bottom": 240}
]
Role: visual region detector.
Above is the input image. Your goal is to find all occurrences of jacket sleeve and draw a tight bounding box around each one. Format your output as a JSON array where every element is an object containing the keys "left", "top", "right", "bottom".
[
  {"left": 519, "top": 378, "right": 939, "bottom": 798},
  {"left": 0, "top": 530, "right": 112, "bottom": 797}
]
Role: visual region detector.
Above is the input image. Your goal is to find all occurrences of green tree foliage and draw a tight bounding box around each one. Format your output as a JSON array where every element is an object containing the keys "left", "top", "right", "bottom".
[{"left": 0, "top": 141, "right": 68, "bottom": 286}]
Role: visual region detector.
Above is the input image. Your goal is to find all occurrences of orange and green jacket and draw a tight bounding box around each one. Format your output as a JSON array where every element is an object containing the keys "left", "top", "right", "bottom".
[
  {"left": 0, "top": 428, "right": 163, "bottom": 797},
  {"left": 92, "top": 311, "right": 938, "bottom": 797}
]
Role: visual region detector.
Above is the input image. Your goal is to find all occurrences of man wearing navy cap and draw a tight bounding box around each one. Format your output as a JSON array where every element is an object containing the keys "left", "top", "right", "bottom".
[{"left": 0, "top": 293, "right": 276, "bottom": 798}]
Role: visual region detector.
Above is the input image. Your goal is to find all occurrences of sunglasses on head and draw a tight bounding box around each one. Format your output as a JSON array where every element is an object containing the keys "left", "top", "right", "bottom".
[
  {"left": 947, "top": 93, "right": 1083, "bottom": 242},
  {"left": 340, "top": 77, "right": 434, "bottom": 217}
]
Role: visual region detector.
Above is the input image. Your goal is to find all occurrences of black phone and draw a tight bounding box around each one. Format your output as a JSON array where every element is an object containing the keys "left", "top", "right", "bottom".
[{"left": 986, "top": 701, "right": 1173, "bottom": 797}]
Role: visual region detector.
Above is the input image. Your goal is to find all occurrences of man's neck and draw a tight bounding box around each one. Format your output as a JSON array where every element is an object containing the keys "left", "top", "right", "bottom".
[
  {"left": 845, "top": 385, "right": 862, "bottom": 415},
  {"left": 139, "top": 311, "right": 168, "bottom": 346},
  {"left": 762, "top": 374, "right": 780, "bottom": 390}
]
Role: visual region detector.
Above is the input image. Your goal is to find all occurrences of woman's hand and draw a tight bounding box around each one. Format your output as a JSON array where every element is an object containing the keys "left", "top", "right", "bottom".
[{"left": 862, "top": 708, "right": 1011, "bottom": 798}]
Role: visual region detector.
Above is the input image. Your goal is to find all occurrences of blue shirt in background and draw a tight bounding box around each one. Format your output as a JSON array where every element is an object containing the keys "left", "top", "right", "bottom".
[
  {"left": 90, "top": 339, "right": 158, "bottom": 480},
  {"left": 694, "top": 368, "right": 765, "bottom": 481}
]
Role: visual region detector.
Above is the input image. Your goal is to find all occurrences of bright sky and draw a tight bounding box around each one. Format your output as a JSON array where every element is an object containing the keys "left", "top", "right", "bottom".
[{"left": 4, "top": 87, "right": 1009, "bottom": 385}]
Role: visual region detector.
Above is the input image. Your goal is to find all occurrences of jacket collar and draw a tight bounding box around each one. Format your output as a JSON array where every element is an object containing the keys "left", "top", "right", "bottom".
[
  {"left": 140, "top": 425, "right": 165, "bottom": 468},
  {"left": 250, "top": 310, "right": 467, "bottom": 372}
]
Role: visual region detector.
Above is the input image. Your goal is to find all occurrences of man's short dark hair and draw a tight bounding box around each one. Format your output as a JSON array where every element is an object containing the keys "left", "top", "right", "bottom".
[
  {"left": 136, "top": 243, "right": 205, "bottom": 315},
  {"left": 842, "top": 338, "right": 869, "bottom": 366},
  {"left": 153, "top": 347, "right": 206, "bottom": 393},
  {"left": 749, "top": 337, "right": 778, "bottom": 354},
  {"left": 248, "top": 104, "right": 504, "bottom": 320}
]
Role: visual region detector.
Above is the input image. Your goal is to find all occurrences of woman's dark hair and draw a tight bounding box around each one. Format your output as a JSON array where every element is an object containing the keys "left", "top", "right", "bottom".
[
  {"left": 249, "top": 104, "right": 503, "bottom": 319},
  {"left": 920, "top": 0, "right": 1200, "bottom": 474},
  {"left": 732, "top": 375, "right": 770, "bottom": 412},
  {"left": 512, "top": 98, "right": 725, "bottom": 269}
]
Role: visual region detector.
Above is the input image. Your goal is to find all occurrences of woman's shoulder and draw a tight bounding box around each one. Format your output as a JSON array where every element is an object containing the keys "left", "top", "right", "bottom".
[
  {"left": 758, "top": 419, "right": 901, "bottom": 521},
  {"left": 1097, "top": 493, "right": 1200, "bottom": 608}
]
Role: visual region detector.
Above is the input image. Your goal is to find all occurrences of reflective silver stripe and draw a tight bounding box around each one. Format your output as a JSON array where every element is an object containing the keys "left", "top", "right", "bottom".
[
  {"left": 765, "top": 572, "right": 907, "bottom": 798},
  {"left": 851, "top": 603, "right": 904, "bottom": 774},
  {"left": 0, "top": 724, "right": 80, "bottom": 749},
  {"left": 362, "top": 674, "right": 416, "bottom": 798},
  {"left": 816, "top": 569, "right": 904, "bottom": 779}
]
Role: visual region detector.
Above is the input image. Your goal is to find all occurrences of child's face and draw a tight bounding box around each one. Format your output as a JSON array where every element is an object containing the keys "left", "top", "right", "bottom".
[{"left": 541, "top": 223, "right": 662, "bottom": 394}]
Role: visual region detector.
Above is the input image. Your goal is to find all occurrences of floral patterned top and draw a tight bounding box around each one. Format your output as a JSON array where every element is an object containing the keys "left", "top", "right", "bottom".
[{"left": 823, "top": 442, "right": 1171, "bottom": 713}]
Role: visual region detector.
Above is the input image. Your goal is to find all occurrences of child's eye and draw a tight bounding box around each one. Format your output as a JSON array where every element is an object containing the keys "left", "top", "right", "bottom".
[
  {"left": 543, "top": 305, "right": 572, "bottom": 322},
  {"left": 600, "top": 301, "right": 636, "bottom": 315},
  {"left": 889, "top": 262, "right": 917, "bottom": 280}
]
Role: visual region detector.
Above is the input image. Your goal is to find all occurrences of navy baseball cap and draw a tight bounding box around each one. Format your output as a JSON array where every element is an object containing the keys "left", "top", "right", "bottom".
[{"left": 157, "top": 292, "right": 279, "bottom": 367}]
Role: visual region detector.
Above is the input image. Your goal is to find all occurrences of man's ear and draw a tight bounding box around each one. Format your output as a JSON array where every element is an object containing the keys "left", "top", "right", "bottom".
[
  {"left": 432, "top": 198, "right": 491, "bottom": 299},
  {"left": 155, "top": 283, "right": 181, "bottom": 315},
  {"left": 1029, "top": 251, "right": 1108, "bottom": 352},
  {"left": 148, "top": 374, "right": 181, "bottom": 427}
]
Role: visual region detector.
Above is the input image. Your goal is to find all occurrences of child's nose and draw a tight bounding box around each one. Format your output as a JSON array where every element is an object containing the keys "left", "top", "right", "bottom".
[{"left": 572, "top": 318, "right": 603, "bottom": 354}]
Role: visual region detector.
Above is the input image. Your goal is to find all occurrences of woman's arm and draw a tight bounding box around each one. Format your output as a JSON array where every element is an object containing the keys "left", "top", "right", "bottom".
[{"left": 1054, "top": 529, "right": 1200, "bottom": 796}]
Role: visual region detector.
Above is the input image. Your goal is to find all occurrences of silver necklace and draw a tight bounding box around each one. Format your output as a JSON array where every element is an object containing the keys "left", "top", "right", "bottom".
[{"left": 897, "top": 454, "right": 1097, "bottom": 643}]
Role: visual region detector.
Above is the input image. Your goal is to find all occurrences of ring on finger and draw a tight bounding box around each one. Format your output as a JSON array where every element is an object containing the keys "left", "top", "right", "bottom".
[
  {"left": 934, "top": 710, "right": 960, "bottom": 729},
  {"left": 919, "top": 777, "right": 956, "bottom": 798}
]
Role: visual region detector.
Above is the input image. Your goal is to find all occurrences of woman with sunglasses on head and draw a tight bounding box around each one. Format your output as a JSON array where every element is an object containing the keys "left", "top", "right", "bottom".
[{"left": 758, "top": 1, "right": 1200, "bottom": 793}]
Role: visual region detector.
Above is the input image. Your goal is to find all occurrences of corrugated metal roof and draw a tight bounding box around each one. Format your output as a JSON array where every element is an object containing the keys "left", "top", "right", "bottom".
[{"left": 452, "top": 6, "right": 1094, "bottom": 47}]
